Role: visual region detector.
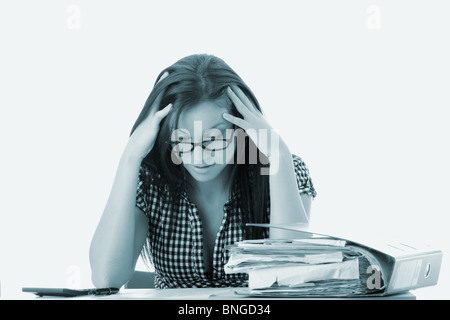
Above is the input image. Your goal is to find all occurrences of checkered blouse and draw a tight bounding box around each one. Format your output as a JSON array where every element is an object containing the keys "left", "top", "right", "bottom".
[{"left": 135, "top": 154, "right": 316, "bottom": 288}]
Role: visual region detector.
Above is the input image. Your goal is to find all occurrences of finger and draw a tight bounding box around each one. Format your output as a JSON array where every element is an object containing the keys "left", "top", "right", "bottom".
[
  {"left": 148, "top": 90, "right": 165, "bottom": 118},
  {"left": 230, "top": 85, "right": 258, "bottom": 113},
  {"left": 151, "top": 103, "right": 172, "bottom": 126},
  {"left": 227, "top": 87, "right": 252, "bottom": 118},
  {"left": 156, "top": 71, "right": 169, "bottom": 85},
  {"left": 223, "top": 112, "right": 248, "bottom": 130}
]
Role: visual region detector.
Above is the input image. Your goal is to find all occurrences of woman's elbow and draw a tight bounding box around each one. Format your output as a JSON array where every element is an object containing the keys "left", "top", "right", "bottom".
[
  {"left": 89, "top": 254, "right": 133, "bottom": 288},
  {"left": 91, "top": 268, "right": 130, "bottom": 289}
]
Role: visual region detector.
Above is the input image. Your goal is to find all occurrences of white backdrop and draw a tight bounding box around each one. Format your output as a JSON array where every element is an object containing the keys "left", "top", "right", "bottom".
[{"left": 1, "top": 0, "right": 449, "bottom": 299}]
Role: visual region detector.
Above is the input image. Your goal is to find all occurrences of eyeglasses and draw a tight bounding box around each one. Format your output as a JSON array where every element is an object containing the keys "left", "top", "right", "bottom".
[{"left": 166, "top": 134, "right": 234, "bottom": 154}]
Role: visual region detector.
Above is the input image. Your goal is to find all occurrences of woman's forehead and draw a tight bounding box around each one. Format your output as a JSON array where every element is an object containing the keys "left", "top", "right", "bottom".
[{"left": 177, "top": 99, "right": 233, "bottom": 131}]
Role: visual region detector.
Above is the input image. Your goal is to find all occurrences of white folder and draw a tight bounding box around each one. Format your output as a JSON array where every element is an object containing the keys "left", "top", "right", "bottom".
[{"left": 247, "top": 223, "right": 443, "bottom": 296}]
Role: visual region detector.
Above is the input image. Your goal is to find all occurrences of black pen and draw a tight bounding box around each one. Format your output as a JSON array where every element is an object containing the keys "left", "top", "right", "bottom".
[{"left": 89, "top": 288, "right": 120, "bottom": 296}]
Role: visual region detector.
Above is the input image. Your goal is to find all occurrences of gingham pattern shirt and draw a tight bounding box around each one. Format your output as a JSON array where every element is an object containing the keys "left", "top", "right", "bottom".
[{"left": 135, "top": 154, "right": 316, "bottom": 288}]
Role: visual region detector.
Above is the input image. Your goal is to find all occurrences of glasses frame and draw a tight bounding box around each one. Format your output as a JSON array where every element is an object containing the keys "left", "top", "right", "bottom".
[{"left": 165, "top": 133, "right": 235, "bottom": 153}]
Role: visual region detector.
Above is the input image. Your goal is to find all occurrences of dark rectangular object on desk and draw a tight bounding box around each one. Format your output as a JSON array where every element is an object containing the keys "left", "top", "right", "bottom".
[
  {"left": 22, "top": 287, "right": 91, "bottom": 297},
  {"left": 22, "top": 287, "right": 119, "bottom": 297}
]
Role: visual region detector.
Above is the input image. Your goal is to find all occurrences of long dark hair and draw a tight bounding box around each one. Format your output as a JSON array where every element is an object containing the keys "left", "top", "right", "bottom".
[{"left": 131, "top": 54, "right": 269, "bottom": 263}]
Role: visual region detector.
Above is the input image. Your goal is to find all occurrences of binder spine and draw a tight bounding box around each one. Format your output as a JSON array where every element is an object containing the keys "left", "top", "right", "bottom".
[{"left": 386, "top": 251, "right": 442, "bottom": 294}]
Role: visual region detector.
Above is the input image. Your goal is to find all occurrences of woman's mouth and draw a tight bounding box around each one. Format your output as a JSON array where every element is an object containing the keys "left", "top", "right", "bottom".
[{"left": 191, "top": 164, "right": 214, "bottom": 173}]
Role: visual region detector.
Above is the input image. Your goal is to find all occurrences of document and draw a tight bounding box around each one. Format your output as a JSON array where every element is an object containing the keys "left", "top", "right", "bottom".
[
  {"left": 225, "top": 237, "right": 380, "bottom": 297},
  {"left": 224, "top": 224, "right": 442, "bottom": 297}
]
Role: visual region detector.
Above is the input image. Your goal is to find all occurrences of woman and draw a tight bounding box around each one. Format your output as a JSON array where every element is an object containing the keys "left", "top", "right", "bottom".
[{"left": 89, "top": 54, "right": 317, "bottom": 289}]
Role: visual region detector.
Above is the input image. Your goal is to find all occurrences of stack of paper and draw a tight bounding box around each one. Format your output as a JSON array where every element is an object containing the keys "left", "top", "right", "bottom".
[{"left": 225, "top": 238, "right": 385, "bottom": 297}]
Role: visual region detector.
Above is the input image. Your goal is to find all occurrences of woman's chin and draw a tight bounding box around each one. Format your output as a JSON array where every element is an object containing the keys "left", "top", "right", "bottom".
[{"left": 185, "top": 163, "right": 230, "bottom": 183}]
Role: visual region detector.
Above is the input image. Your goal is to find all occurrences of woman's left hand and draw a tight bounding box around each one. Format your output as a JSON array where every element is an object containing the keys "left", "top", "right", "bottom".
[{"left": 223, "top": 85, "right": 282, "bottom": 159}]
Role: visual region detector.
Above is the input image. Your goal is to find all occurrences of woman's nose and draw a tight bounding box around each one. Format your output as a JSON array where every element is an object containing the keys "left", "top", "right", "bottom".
[
  {"left": 192, "top": 144, "right": 203, "bottom": 165},
  {"left": 202, "top": 148, "right": 218, "bottom": 165}
]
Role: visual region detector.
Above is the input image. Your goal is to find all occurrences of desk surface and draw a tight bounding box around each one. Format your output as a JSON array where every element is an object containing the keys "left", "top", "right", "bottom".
[{"left": 17, "top": 288, "right": 416, "bottom": 300}]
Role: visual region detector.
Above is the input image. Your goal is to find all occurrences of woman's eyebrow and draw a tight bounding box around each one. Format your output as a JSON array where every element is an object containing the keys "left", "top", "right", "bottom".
[
  {"left": 203, "top": 124, "right": 230, "bottom": 136},
  {"left": 207, "top": 121, "right": 229, "bottom": 130},
  {"left": 171, "top": 128, "right": 190, "bottom": 141},
  {"left": 175, "top": 128, "right": 190, "bottom": 135}
]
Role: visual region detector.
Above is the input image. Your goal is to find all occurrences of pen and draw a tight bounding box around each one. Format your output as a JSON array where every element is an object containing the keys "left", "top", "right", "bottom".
[{"left": 89, "top": 288, "right": 120, "bottom": 296}]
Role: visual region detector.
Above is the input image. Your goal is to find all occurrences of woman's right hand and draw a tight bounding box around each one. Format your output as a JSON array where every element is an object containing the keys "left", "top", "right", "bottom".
[{"left": 125, "top": 73, "right": 172, "bottom": 161}]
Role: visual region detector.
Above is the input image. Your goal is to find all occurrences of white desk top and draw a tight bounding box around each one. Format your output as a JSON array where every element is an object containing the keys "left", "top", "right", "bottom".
[{"left": 15, "top": 288, "right": 416, "bottom": 300}]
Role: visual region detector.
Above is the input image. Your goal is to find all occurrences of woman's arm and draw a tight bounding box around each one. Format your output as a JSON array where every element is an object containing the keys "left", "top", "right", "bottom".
[
  {"left": 89, "top": 94, "right": 172, "bottom": 288},
  {"left": 89, "top": 152, "right": 149, "bottom": 288},
  {"left": 267, "top": 137, "right": 312, "bottom": 238},
  {"left": 223, "top": 85, "right": 314, "bottom": 239}
]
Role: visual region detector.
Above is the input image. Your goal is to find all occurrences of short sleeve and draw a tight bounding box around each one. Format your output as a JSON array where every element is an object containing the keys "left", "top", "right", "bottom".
[
  {"left": 291, "top": 154, "right": 317, "bottom": 199},
  {"left": 135, "top": 164, "right": 161, "bottom": 218}
]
